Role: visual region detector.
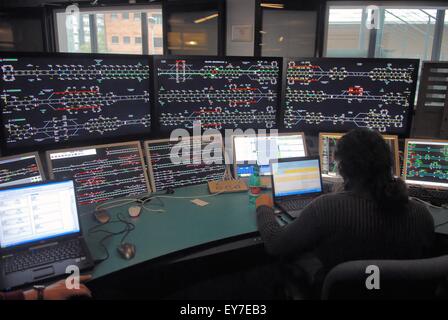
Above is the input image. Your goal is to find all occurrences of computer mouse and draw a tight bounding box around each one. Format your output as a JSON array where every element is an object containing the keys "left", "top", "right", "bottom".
[
  {"left": 94, "top": 209, "right": 110, "bottom": 224},
  {"left": 117, "top": 243, "right": 136, "bottom": 260},
  {"left": 128, "top": 205, "right": 141, "bottom": 218}
]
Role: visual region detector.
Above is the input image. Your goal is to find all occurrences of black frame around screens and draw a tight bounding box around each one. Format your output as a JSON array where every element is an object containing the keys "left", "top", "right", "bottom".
[
  {"left": 153, "top": 55, "right": 283, "bottom": 134},
  {"left": 0, "top": 52, "right": 154, "bottom": 155},
  {"left": 280, "top": 57, "right": 420, "bottom": 137}
]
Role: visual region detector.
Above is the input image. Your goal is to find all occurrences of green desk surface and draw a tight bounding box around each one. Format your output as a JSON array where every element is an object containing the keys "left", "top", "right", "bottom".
[
  {"left": 80, "top": 184, "right": 258, "bottom": 280},
  {"left": 80, "top": 184, "right": 448, "bottom": 281}
]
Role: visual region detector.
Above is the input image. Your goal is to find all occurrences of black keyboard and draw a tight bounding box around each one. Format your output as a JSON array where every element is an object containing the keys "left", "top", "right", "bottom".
[
  {"left": 3, "top": 239, "right": 84, "bottom": 274},
  {"left": 280, "top": 198, "right": 313, "bottom": 211},
  {"left": 408, "top": 186, "right": 448, "bottom": 207}
]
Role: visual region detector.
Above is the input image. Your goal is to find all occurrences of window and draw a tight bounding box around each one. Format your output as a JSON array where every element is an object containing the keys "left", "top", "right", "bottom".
[
  {"left": 325, "top": 4, "right": 447, "bottom": 60},
  {"left": 154, "top": 37, "right": 163, "bottom": 48},
  {"left": 325, "top": 8, "right": 370, "bottom": 57},
  {"left": 55, "top": 5, "right": 163, "bottom": 54}
]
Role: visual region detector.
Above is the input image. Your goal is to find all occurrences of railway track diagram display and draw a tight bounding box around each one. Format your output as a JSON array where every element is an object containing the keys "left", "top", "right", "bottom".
[
  {"left": 47, "top": 142, "right": 150, "bottom": 206},
  {"left": 145, "top": 136, "right": 226, "bottom": 191},
  {"left": 155, "top": 57, "right": 281, "bottom": 131},
  {"left": 283, "top": 58, "right": 419, "bottom": 135},
  {"left": 0, "top": 152, "right": 45, "bottom": 188},
  {"left": 0, "top": 54, "right": 152, "bottom": 152},
  {"left": 404, "top": 139, "right": 448, "bottom": 188}
]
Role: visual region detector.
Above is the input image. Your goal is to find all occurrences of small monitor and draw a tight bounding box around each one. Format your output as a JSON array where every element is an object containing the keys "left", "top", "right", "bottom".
[
  {"left": 319, "top": 132, "right": 400, "bottom": 178},
  {"left": 233, "top": 132, "right": 307, "bottom": 178},
  {"left": 0, "top": 180, "right": 80, "bottom": 249},
  {"left": 46, "top": 141, "right": 150, "bottom": 206},
  {"left": 403, "top": 139, "right": 448, "bottom": 189},
  {"left": 0, "top": 152, "right": 45, "bottom": 188},
  {"left": 271, "top": 157, "right": 323, "bottom": 198}
]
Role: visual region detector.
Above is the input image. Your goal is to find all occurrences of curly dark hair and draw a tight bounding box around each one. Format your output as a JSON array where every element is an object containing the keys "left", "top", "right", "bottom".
[{"left": 334, "top": 128, "right": 408, "bottom": 214}]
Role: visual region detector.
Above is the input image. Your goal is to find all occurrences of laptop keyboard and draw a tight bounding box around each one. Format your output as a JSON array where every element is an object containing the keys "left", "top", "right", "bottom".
[
  {"left": 281, "top": 198, "right": 313, "bottom": 211},
  {"left": 3, "top": 239, "right": 84, "bottom": 274}
]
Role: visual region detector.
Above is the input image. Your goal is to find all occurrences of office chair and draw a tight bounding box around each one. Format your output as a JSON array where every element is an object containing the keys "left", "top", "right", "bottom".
[{"left": 320, "top": 255, "right": 448, "bottom": 300}]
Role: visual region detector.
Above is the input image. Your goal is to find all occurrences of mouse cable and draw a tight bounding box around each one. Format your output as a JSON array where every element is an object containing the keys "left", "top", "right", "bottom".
[
  {"left": 88, "top": 219, "right": 131, "bottom": 264},
  {"left": 116, "top": 212, "right": 136, "bottom": 244}
]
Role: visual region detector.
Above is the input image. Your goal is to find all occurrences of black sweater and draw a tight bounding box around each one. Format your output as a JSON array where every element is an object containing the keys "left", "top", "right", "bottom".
[{"left": 256, "top": 191, "right": 435, "bottom": 270}]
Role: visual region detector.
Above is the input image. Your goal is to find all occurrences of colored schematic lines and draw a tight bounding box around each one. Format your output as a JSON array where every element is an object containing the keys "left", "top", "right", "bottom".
[
  {"left": 286, "top": 87, "right": 410, "bottom": 106},
  {"left": 0, "top": 164, "right": 40, "bottom": 185},
  {"left": 147, "top": 139, "right": 226, "bottom": 191},
  {"left": 50, "top": 145, "right": 148, "bottom": 206},
  {"left": 406, "top": 143, "right": 448, "bottom": 181},
  {"left": 160, "top": 107, "right": 276, "bottom": 129},
  {"left": 158, "top": 59, "right": 279, "bottom": 85},
  {"left": 6, "top": 114, "right": 151, "bottom": 143},
  {"left": 158, "top": 86, "right": 276, "bottom": 107},
  {"left": 0, "top": 60, "right": 149, "bottom": 83},
  {"left": 284, "top": 108, "right": 404, "bottom": 132},
  {"left": 2, "top": 87, "right": 150, "bottom": 114},
  {"left": 287, "top": 61, "right": 415, "bottom": 85}
]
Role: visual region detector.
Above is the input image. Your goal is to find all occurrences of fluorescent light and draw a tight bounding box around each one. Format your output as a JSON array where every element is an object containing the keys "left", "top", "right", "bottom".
[
  {"left": 194, "top": 13, "right": 219, "bottom": 24},
  {"left": 186, "top": 40, "right": 198, "bottom": 46},
  {"left": 260, "top": 3, "right": 284, "bottom": 9}
]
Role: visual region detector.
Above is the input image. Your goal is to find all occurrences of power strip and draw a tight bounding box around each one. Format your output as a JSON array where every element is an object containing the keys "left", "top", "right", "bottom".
[{"left": 208, "top": 180, "right": 248, "bottom": 194}]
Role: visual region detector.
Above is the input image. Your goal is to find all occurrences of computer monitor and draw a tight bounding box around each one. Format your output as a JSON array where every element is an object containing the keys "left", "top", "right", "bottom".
[
  {"left": 271, "top": 157, "right": 323, "bottom": 198},
  {"left": 283, "top": 58, "right": 419, "bottom": 135},
  {"left": 155, "top": 56, "right": 281, "bottom": 131},
  {"left": 0, "top": 53, "right": 152, "bottom": 153},
  {"left": 0, "top": 180, "right": 80, "bottom": 249},
  {"left": 403, "top": 139, "right": 448, "bottom": 189},
  {"left": 319, "top": 132, "right": 400, "bottom": 178},
  {"left": 233, "top": 132, "right": 307, "bottom": 178},
  {"left": 46, "top": 141, "right": 150, "bottom": 206},
  {"left": 0, "top": 152, "right": 45, "bottom": 188},
  {"left": 145, "top": 135, "right": 226, "bottom": 191}
]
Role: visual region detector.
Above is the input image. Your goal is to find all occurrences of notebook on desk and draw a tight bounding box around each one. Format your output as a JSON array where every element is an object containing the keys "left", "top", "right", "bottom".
[
  {"left": 0, "top": 180, "right": 94, "bottom": 290},
  {"left": 270, "top": 156, "right": 323, "bottom": 219}
]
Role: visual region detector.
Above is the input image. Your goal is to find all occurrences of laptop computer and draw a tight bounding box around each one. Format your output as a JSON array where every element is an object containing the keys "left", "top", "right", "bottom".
[
  {"left": 0, "top": 180, "right": 94, "bottom": 290},
  {"left": 270, "top": 156, "right": 324, "bottom": 219}
]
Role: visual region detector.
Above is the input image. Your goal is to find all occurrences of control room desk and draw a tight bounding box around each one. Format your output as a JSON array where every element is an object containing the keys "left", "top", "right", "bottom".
[{"left": 80, "top": 184, "right": 448, "bottom": 281}]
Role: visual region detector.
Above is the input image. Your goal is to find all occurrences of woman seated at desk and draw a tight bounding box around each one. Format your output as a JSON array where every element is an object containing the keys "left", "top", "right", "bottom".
[{"left": 256, "top": 128, "right": 435, "bottom": 295}]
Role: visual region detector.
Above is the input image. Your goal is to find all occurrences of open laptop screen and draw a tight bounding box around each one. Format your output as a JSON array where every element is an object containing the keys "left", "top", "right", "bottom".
[
  {"left": 0, "top": 180, "right": 80, "bottom": 249},
  {"left": 404, "top": 139, "right": 448, "bottom": 189},
  {"left": 272, "top": 158, "right": 322, "bottom": 197}
]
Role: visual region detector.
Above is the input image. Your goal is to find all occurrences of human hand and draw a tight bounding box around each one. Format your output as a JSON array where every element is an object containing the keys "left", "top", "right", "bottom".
[
  {"left": 24, "top": 274, "right": 92, "bottom": 300},
  {"left": 255, "top": 194, "right": 274, "bottom": 209}
]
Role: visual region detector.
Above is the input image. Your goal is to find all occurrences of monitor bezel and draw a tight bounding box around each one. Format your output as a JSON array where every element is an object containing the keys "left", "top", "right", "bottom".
[
  {"left": 45, "top": 140, "right": 152, "bottom": 205},
  {"left": 231, "top": 131, "right": 308, "bottom": 179},
  {"left": 280, "top": 57, "right": 420, "bottom": 137},
  {"left": 152, "top": 55, "right": 284, "bottom": 136},
  {"left": 403, "top": 138, "right": 448, "bottom": 190},
  {"left": 0, "top": 51, "right": 155, "bottom": 156},
  {"left": 144, "top": 133, "right": 225, "bottom": 192}
]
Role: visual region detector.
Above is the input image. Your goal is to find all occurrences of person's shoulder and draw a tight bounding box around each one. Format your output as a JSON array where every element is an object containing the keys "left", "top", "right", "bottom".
[
  {"left": 408, "top": 199, "right": 434, "bottom": 222},
  {"left": 310, "top": 191, "right": 354, "bottom": 207}
]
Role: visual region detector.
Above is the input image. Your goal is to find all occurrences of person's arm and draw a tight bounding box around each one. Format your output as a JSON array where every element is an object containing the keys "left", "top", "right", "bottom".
[{"left": 256, "top": 195, "right": 323, "bottom": 257}]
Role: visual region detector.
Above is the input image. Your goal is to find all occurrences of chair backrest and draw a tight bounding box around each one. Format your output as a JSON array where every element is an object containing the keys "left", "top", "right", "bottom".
[{"left": 321, "top": 255, "right": 448, "bottom": 300}]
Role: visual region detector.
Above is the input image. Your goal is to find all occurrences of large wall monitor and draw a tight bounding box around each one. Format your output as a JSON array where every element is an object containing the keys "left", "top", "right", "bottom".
[
  {"left": 403, "top": 139, "right": 448, "bottom": 188},
  {"left": 0, "top": 152, "right": 45, "bottom": 188},
  {"left": 283, "top": 58, "right": 419, "bottom": 135},
  {"left": 319, "top": 132, "right": 400, "bottom": 178},
  {"left": 0, "top": 53, "right": 152, "bottom": 153},
  {"left": 46, "top": 141, "right": 150, "bottom": 206},
  {"left": 233, "top": 132, "right": 307, "bottom": 177},
  {"left": 155, "top": 56, "right": 281, "bottom": 131},
  {"left": 145, "top": 135, "right": 226, "bottom": 191}
]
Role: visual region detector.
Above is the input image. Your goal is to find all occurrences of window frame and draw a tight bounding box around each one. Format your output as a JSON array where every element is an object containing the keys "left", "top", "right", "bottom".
[
  {"left": 323, "top": 1, "right": 448, "bottom": 60},
  {"left": 53, "top": 3, "right": 164, "bottom": 55}
]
